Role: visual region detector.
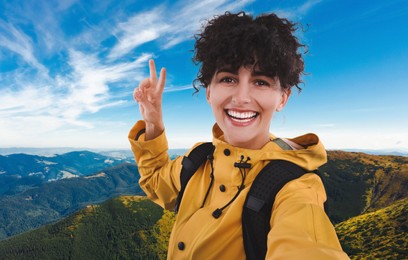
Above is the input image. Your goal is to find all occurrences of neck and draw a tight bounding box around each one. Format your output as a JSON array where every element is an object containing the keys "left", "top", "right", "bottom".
[{"left": 225, "top": 135, "right": 270, "bottom": 150}]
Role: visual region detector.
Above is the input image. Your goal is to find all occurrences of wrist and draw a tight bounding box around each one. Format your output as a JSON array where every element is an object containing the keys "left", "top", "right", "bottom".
[{"left": 145, "top": 122, "right": 164, "bottom": 141}]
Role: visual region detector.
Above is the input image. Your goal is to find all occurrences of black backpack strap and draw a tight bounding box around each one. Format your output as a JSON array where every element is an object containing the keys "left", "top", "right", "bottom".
[
  {"left": 174, "top": 142, "right": 214, "bottom": 213},
  {"left": 242, "top": 160, "right": 307, "bottom": 260}
]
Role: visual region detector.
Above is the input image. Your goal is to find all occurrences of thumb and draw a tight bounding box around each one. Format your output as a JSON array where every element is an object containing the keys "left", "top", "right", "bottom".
[
  {"left": 133, "top": 87, "right": 143, "bottom": 102},
  {"left": 133, "top": 78, "right": 150, "bottom": 103}
]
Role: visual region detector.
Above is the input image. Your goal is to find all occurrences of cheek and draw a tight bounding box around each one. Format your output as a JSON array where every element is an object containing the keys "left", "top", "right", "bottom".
[
  {"left": 207, "top": 94, "right": 222, "bottom": 115},
  {"left": 258, "top": 95, "right": 281, "bottom": 112},
  {"left": 208, "top": 88, "right": 227, "bottom": 106}
]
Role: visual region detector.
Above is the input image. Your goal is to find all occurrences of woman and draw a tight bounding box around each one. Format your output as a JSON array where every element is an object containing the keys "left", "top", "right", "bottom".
[{"left": 129, "top": 11, "right": 349, "bottom": 259}]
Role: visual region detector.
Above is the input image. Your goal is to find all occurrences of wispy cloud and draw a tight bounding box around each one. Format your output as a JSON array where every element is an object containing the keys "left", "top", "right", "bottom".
[
  {"left": 160, "top": 0, "right": 255, "bottom": 49},
  {"left": 274, "top": 0, "right": 323, "bottom": 20},
  {"left": 0, "top": 20, "right": 48, "bottom": 74},
  {"left": 0, "top": 48, "right": 151, "bottom": 135},
  {"left": 63, "top": 49, "right": 151, "bottom": 117},
  {"left": 108, "top": 0, "right": 255, "bottom": 56},
  {"left": 0, "top": 1, "right": 154, "bottom": 136},
  {"left": 0, "top": 0, "right": 256, "bottom": 147},
  {"left": 0, "top": 85, "right": 53, "bottom": 116},
  {"left": 164, "top": 85, "right": 194, "bottom": 93},
  {"left": 108, "top": 6, "right": 170, "bottom": 60}
]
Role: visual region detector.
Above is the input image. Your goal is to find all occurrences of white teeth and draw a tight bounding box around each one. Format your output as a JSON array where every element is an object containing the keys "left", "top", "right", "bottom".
[{"left": 227, "top": 110, "right": 257, "bottom": 120}]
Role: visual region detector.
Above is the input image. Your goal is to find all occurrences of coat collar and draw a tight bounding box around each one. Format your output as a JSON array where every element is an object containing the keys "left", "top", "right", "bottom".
[{"left": 211, "top": 123, "right": 327, "bottom": 171}]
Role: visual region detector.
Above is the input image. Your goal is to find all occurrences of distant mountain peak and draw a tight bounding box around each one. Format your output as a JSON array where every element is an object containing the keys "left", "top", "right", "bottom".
[{"left": 84, "top": 172, "right": 106, "bottom": 179}]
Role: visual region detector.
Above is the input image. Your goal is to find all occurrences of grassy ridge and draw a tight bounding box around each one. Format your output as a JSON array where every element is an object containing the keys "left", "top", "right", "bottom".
[
  {"left": 336, "top": 198, "right": 408, "bottom": 259},
  {"left": 321, "top": 151, "right": 408, "bottom": 223}
]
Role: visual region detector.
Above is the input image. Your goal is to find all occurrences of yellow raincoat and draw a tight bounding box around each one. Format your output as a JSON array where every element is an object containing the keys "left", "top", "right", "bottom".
[{"left": 129, "top": 120, "right": 349, "bottom": 259}]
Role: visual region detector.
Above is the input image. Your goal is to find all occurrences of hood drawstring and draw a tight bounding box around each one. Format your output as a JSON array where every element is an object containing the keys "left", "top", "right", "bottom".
[
  {"left": 212, "top": 155, "right": 251, "bottom": 219},
  {"left": 200, "top": 153, "right": 215, "bottom": 208}
]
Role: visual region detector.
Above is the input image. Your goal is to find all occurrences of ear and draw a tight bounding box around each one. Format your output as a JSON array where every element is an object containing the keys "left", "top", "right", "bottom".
[
  {"left": 206, "top": 86, "right": 211, "bottom": 104},
  {"left": 277, "top": 88, "right": 291, "bottom": 111}
]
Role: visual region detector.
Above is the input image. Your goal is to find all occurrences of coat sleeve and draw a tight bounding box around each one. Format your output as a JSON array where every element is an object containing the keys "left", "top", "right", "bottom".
[
  {"left": 128, "top": 120, "right": 183, "bottom": 210},
  {"left": 266, "top": 173, "right": 350, "bottom": 259}
]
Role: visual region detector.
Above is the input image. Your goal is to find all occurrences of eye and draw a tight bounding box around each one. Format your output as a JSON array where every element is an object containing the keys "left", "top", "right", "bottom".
[
  {"left": 255, "top": 80, "right": 270, "bottom": 87},
  {"left": 220, "top": 77, "right": 236, "bottom": 84}
]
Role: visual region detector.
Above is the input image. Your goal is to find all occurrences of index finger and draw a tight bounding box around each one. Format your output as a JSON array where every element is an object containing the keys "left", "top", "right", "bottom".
[{"left": 149, "top": 59, "right": 157, "bottom": 82}]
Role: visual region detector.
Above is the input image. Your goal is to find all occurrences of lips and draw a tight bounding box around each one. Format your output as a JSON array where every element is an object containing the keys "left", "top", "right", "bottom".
[{"left": 225, "top": 109, "right": 259, "bottom": 123}]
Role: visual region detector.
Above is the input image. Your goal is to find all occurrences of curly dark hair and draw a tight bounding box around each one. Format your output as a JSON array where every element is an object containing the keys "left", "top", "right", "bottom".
[{"left": 193, "top": 11, "right": 306, "bottom": 92}]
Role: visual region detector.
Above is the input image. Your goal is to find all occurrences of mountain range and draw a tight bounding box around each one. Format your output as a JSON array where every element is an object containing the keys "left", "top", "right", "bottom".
[
  {"left": 0, "top": 151, "right": 142, "bottom": 240},
  {"left": 0, "top": 149, "right": 406, "bottom": 259},
  {"left": 0, "top": 150, "right": 130, "bottom": 184}
]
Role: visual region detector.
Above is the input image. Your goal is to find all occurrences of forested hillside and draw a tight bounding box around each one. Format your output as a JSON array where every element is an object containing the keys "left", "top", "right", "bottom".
[
  {"left": 0, "top": 196, "right": 173, "bottom": 259},
  {"left": 0, "top": 150, "right": 406, "bottom": 259},
  {"left": 0, "top": 163, "right": 142, "bottom": 240}
]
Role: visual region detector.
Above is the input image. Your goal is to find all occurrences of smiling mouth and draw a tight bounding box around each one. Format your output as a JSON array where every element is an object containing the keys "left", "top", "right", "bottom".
[{"left": 225, "top": 109, "right": 259, "bottom": 123}]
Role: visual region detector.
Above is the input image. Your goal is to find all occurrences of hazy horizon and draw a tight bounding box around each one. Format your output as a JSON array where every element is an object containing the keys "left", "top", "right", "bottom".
[{"left": 1, "top": 146, "right": 407, "bottom": 158}]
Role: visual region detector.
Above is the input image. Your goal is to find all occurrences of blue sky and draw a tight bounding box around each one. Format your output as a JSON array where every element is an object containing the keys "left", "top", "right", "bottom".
[{"left": 0, "top": 0, "right": 407, "bottom": 152}]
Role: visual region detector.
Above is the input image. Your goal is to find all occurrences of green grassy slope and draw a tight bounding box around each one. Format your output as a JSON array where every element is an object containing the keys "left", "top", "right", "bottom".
[
  {"left": 322, "top": 151, "right": 407, "bottom": 223},
  {"left": 335, "top": 198, "right": 408, "bottom": 259}
]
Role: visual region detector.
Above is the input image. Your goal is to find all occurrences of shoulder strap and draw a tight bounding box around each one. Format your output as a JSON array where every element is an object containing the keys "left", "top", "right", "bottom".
[
  {"left": 272, "top": 138, "right": 294, "bottom": 150},
  {"left": 242, "top": 160, "right": 307, "bottom": 260},
  {"left": 174, "top": 142, "right": 214, "bottom": 213}
]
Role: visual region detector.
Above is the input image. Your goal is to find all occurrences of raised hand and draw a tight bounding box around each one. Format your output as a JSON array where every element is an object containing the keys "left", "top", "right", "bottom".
[{"left": 133, "top": 59, "right": 166, "bottom": 140}]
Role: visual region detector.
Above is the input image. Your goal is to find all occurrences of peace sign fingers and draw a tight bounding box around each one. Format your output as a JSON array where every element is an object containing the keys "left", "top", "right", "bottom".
[{"left": 133, "top": 59, "right": 166, "bottom": 140}]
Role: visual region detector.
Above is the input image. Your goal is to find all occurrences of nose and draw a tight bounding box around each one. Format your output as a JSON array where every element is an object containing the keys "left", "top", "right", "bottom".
[{"left": 231, "top": 83, "right": 251, "bottom": 105}]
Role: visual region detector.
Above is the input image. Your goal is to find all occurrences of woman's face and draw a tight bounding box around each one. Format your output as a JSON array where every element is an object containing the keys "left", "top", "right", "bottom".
[{"left": 206, "top": 66, "right": 290, "bottom": 149}]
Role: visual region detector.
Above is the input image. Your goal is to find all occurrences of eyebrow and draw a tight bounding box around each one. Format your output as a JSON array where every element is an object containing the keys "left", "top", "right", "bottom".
[
  {"left": 216, "top": 67, "right": 274, "bottom": 78},
  {"left": 252, "top": 70, "right": 273, "bottom": 77},
  {"left": 216, "top": 67, "right": 238, "bottom": 75}
]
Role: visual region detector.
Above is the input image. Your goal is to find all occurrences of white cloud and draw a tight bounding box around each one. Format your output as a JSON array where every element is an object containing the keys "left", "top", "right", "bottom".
[
  {"left": 0, "top": 49, "right": 151, "bottom": 144},
  {"left": 64, "top": 50, "right": 151, "bottom": 115},
  {"left": 107, "top": 0, "right": 255, "bottom": 56},
  {"left": 0, "top": 1, "right": 69, "bottom": 57},
  {"left": 164, "top": 85, "right": 194, "bottom": 93},
  {"left": 56, "top": 0, "right": 79, "bottom": 11},
  {"left": 274, "top": 0, "right": 323, "bottom": 20},
  {"left": 0, "top": 2, "right": 154, "bottom": 148},
  {"left": 162, "top": 0, "right": 255, "bottom": 49},
  {"left": 0, "top": 86, "right": 52, "bottom": 115},
  {"left": 0, "top": 20, "right": 48, "bottom": 74},
  {"left": 0, "top": 0, "right": 257, "bottom": 148},
  {"left": 108, "top": 7, "right": 170, "bottom": 60}
]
